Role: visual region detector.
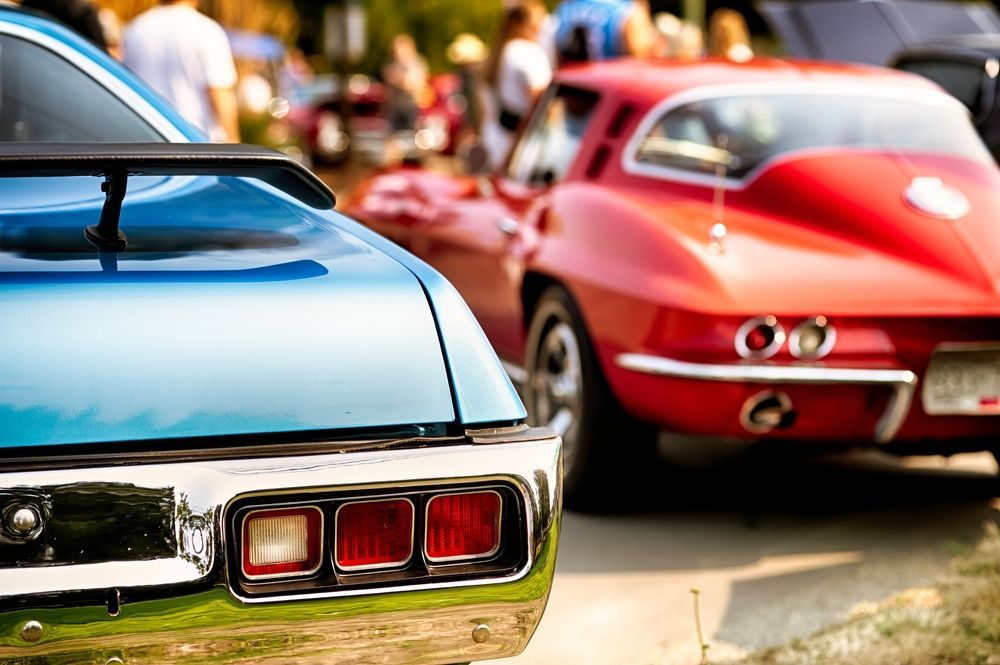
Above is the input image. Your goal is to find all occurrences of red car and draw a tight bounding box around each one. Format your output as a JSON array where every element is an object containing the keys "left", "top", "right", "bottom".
[{"left": 346, "top": 59, "right": 1000, "bottom": 503}]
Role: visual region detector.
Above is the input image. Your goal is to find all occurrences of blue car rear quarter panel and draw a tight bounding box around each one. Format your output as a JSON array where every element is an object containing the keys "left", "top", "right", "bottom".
[{"left": 0, "top": 176, "right": 458, "bottom": 448}]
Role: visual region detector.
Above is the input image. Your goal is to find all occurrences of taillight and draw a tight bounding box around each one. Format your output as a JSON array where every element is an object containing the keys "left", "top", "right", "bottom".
[
  {"left": 335, "top": 498, "right": 414, "bottom": 571},
  {"left": 241, "top": 506, "right": 323, "bottom": 580},
  {"left": 789, "top": 316, "right": 836, "bottom": 360},
  {"left": 735, "top": 315, "right": 785, "bottom": 359},
  {"left": 425, "top": 491, "right": 502, "bottom": 562}
]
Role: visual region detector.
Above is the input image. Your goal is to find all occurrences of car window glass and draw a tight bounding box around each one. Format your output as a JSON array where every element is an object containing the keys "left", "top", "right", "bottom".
[
  {"left": 896, "top": 59, "right": 984, "bottom": 111},
  {"left": 635, "top": 93, "right": 991, "bottom": 178},
  {"left": 0, "top": 34, "right": 162, "bottom": 142},
  {"left": 507, "top": 85, "right": 600, "bottom": 186}
]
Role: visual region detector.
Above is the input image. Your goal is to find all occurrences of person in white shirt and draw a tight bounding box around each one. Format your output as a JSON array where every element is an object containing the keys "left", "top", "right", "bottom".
[
  {"left": 123, "top": 0, "right": 239, "bottom": 142},
  {"left": 482, "top": 0, "right": 552, "bottom": 170}
]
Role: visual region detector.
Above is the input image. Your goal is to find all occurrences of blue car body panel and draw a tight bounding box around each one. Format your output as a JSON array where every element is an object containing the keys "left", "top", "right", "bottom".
[{"left": 0, "top": 177, "right": 459, "bottom": 448}]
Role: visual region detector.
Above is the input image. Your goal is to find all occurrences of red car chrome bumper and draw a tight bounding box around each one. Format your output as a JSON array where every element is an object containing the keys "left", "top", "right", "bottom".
[{"left": 615, "top": 353, "right": 919, "bottom": 443}]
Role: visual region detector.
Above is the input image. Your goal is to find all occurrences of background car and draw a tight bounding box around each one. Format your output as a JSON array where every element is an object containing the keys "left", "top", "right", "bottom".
[
  {"left": 0, "top": 7, "right": 559, "bottom": 663},
  {"left": 890, "top": 36, "right": 1000, "bottom": 162},
  {"left": 347, "top": 58, "right": 1000, "bottom": 506},
  {"left": 286, "top": 72, "right": 351, "bottom": 164}
]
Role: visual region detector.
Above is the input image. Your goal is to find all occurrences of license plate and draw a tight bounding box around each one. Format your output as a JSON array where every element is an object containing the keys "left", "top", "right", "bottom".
[{"left": 922, "top": 347, "right": 1000, "bottom": 415}]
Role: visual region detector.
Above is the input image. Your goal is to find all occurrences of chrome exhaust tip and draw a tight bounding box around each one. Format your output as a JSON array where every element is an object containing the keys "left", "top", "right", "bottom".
[{"left": 740, "top": 390, "right": 796, "bottom": 434}]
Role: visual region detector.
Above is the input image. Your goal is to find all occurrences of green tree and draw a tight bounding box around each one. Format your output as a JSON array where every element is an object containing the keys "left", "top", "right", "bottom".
[{"left": 360, "top": 0, "right": 504, "bottom": 74}]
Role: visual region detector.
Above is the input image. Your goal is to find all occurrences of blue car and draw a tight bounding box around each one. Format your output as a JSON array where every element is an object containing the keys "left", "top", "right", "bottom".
[{"left": 0, "top": 7, "right": 559, "bottom": 663}]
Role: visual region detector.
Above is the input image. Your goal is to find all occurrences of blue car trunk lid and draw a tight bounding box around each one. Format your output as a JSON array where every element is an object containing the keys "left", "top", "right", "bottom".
[{"left": 0, "top": 176, "right": 456, "bottom": 449}]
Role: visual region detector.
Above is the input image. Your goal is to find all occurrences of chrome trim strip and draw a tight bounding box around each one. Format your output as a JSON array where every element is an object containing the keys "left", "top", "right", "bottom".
[
  {"left": 0, "top": 436, "right": 560, "bottom": 602},
  {"left": 241, "top": 505, "right": 325, "bottom": 581},
  {"left": 0, "top": 23, "right": 188, "bottom": 142},
  {"left": 424, "top": 490, "right": 503, "bottom": 564},
  {"left": 615, "top": 352, "right": 917, "bottom": 443},
  {"left": 333, "top": 497, "right": 416, "bottom": 573}
]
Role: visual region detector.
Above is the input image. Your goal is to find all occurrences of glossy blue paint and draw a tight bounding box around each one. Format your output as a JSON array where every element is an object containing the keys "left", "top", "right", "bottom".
[
  {"left": 0, "top": 177, "right": 456, "bottom": 448},
  {"left": 329, "top": 215, "right": 528, "bottom": 426},
  {"left": 0, "top": 7, "right": 203, "bottom": 142}
]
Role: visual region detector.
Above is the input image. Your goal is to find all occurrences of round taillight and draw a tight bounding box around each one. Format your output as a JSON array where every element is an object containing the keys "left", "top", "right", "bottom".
[
  {"left": 790, "top": 316, "right": 836, "bottom": 360},
  {"left": 735, "top": 316, "right": 785, "bottom": 359}
]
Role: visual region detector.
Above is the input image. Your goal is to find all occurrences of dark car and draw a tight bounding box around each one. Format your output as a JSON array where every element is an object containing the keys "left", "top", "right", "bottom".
[{"left": 890, "top": 35, "right": 1000, "bottom": 161}]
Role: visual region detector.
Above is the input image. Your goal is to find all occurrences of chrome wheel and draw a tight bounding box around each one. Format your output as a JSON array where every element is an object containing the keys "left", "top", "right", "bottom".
[{"left": 531, "top": 321, "right": 583, "bottom": 472}]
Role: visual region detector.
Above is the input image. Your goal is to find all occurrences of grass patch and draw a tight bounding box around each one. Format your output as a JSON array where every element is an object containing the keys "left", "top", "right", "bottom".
[{"left": 731, "top": 520, "right": 1000, "bottom": 665}]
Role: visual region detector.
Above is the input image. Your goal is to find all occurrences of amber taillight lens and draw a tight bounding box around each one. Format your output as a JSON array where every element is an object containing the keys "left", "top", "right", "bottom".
[{"left": 425, "top": 491, "right": 502, "bottom": 562}]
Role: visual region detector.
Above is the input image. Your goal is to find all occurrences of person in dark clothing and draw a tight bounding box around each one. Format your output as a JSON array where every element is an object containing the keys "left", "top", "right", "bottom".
[{"left": 20, "top": 0, "right": 107, "bottom": 50}]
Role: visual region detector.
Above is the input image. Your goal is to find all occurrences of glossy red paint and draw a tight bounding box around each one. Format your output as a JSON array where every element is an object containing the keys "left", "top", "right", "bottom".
[{"left": 345, "top": 58, "right": 1000, "bottom": 452}]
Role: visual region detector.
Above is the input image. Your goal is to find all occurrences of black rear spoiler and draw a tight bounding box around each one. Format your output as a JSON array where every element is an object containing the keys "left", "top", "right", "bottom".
[{"left": 0, "top": 143, "right": 336, "bottom": 251}]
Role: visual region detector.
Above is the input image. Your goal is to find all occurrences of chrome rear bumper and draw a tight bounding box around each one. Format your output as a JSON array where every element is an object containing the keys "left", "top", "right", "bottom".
[
  {"left": 0, "top": 431, "right": 561, "bottom": 664},
  {"left": 616, "top": 353, "right": 918, "bottom": 443}
]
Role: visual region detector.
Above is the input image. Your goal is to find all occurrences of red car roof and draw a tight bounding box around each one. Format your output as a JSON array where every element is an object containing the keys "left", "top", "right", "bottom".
[{"left": 554, "top": 57, "right": 940, "bottom": 107}]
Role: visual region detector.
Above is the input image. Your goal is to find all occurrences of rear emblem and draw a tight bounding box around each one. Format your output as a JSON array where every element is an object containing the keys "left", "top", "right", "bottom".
[{"left": 904, "top": 177, "right": 969, "bottom": 220}]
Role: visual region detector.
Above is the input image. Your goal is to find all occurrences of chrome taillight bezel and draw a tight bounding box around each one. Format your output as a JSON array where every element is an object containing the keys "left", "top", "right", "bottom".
[
  {"left": 424, "top": 490, "right": 504, "bottom": 564},
  {"left": 735, "top": 315, "right": 786, "bottom": 360},
  {"left": 240, "top": 505, "right": 325, "bottom": 581},
  {"left": 789, "top": 316, "right": 837, "bottom": 360},
  {"left": 333, "top": 497, "right": 416, "bottom": 573}
]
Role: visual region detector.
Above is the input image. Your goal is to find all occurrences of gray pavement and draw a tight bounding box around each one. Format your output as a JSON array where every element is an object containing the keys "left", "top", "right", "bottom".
[{"left": 503, "top": 449, "right": 999, "bottom": 665}]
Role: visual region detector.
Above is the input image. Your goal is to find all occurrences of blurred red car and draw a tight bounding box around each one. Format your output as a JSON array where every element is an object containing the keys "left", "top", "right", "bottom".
[{"left": 346, "top": 59, "right": 1000, "bottom": 503}]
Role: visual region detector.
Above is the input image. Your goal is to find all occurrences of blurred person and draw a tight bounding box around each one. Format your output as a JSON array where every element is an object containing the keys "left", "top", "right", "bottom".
[
  {"left": 383, "top": 34, "right": 429, "bottom": 133},
  {"left": 97, "top": 7, "right": 122, "bottom": 60},
  {"left": 123, "top": 0, "right": 240, "bottom": 142},
  {"left": 553, "top": 0, "right": 655, "bottom": 63},
  {"left": 447, "top": 33, "right": 489, "bottom": 141},
  {"left": 482, "top": 0, "right": 552, "bottom": 169},
  {"left": 707, "top": 8, "right": 753, "bottom": 62},
  {"left": 236, "top": 63, "right": 274, "bottom": 117},
  {"left": 652, "top": 11, "right": 681, "bottom": 57},
  {"left": 676, "top": 21, "right": 705, "bottom": 60},
  {"left": 21, "top": 0, "right": 107, "bottom": 50}
]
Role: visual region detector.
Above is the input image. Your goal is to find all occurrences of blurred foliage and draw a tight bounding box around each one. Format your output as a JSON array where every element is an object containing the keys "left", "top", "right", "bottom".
[
  {"left": 355, "top": 0, "right": 504, "bottom": 75},
  {"left": 96, "top": 0, "right": 300, "bottom": 42}
]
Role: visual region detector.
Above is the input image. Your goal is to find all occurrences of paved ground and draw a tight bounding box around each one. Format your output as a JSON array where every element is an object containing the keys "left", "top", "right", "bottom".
[{"left": 504, "top": 448, "right": 999, "bottom": 665}]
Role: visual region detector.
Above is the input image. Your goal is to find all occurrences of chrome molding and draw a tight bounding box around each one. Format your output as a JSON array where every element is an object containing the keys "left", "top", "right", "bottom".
[
  {"left": 0, "top": 434, "right": 561, "bottom": 663},
  {"left": 616, "top": 352, "right": 917, "bottom": 443},
  {"left": 0, "top": 436, "right": 559, "bottom": 601}
]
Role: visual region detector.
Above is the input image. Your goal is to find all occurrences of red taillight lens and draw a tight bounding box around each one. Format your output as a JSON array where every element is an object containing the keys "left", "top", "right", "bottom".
[
  {"left": 242, "top": 506, "right": 323, "bottom": 579},
  {"left": 335, "top": 498, "right": 414, "bottom": 571},
  {"left": 425, "top": 491, "right": 502, "bottom": 562}
]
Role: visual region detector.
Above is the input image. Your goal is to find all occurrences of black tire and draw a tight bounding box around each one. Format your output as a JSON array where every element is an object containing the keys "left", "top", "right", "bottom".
[{"left": 524, "top": 285, "right": 657, "bottom": 509}]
